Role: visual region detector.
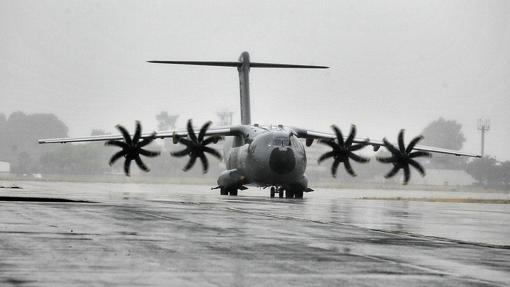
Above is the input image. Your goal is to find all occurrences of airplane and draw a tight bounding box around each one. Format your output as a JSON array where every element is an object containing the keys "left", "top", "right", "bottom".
[{"left": 38, "top": 52, "right": 480, "bottom": 198}]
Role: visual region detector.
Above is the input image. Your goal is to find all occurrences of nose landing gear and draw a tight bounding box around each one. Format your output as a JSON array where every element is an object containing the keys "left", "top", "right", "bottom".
[{"left": 269, "top": 186, "right": 302, "bottom": 199}]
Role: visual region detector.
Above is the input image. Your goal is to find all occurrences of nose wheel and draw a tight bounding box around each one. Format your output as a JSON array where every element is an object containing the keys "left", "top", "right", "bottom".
[
  {"left": 270, "top": 186, "right": 284, "bottom": 198},
  {"left": 269, "top": 186, "right": 296, "bottom": 198}
]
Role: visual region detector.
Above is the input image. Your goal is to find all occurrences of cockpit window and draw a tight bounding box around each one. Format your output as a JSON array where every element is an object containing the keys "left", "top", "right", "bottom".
[{"left": 272, "top": 137, "right": 290, "bottom": 146}]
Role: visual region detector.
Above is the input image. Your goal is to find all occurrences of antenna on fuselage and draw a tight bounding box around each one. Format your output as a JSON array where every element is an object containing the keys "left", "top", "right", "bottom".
[{"left": 148, "top": 52, "right": 329, "bottom": 125}]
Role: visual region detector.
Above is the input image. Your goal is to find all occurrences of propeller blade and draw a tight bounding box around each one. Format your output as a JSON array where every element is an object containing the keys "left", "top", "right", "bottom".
[
  {"left": 344, "top": 160, "right": 356, "bottom": 176},
  {"left": 318, "top": 139, "right": 338, "bottom": 151},
  {"left": 385, "top": 165, "right": 400, "bottom": 179},
  {"left": 109, "top": 150, "right": 127, "bottom": 166},
  {"left": 377, "top": 156, "right": 396, "bottom": 163},
  {"left": 398, "top": 130, "right": 406, "bottom": 153},
  {"left": 408, "top": 159, "right": 426, "bottom": 176},
  {"left": 171, "top": 148, "right": 191, "bottom": 157},
  {"left": 331, "top": 159, "right": 341, "bottom": 178},
  {"left": 409, "top": 151, "right": 431, "bottom": 159},
  {"left": 332, "top": 125, "right": 344, "bottom": 146},
  {"left": 123, "top": 156, "right": 133, "bottom": 176},
  {"left": 349, "top": 140, "right": 369, "bottom": 151},
  {"left": 177, "top": 137, "right": 195, "bottom": 147},
  {"left": 139, "top": 149, "right": 160, "bottom": 157},
  {"left": 318, "top": 151, "right": 335, "bottom": 163},
  {"left": 348, "top": 152, "right": 370, "bottom": 163},
  {"left": 345, "top": 125, "right": 356, "bottom": 147},
  {"left": 203, "top": 146, "right": 222, "bottom": 159},
  {"left": 403, "top": 165, "right": 410, "bottom": 184},
  {"left": 138, "top": 133, "right": 157, "bottom": 147},
  {"left": 198, "top": 121, "right": 212, "bottom": 143},
  {"left": 203, "top": 136, "right": 223, "bottom": 145},
  {"left": 134, "top": 155, "right": 150, "bottom": 172},
  {"left": 133, "top": 121, "right": 142, "bottom": 145},
  {"left": 199, "top": 153, "right": 209, "bottom": 174},
  {"left": 183, "top": 156, "right": 197, "bottom": 171},
  {"left": 382, "top": 138, "right": 401, "bottom": 155},
  {"left": 105, "top": 140, "right": 129, "bottom": 149},
  {"left": 187, "top": 120, "right": 198, "bottom": 143},
  {"left": 116, "top": 125, "right": 132, "bottom": 146},
  {"left": 406, "top": 135, "right": 423, "bottom": 153}
]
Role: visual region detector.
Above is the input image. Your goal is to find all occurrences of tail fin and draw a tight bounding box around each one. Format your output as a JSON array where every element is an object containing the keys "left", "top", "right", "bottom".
[{"left": 148, "top": 51, "right": 328, "bottom": 125}]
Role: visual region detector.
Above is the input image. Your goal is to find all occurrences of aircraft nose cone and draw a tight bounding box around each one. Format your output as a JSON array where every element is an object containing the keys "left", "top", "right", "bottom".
[{"left": 269, "top": 147, "right": 296, "bottom": 174}]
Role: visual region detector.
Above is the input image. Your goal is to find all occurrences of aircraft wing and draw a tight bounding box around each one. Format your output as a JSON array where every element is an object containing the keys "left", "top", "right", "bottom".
[
  {"left": 38, "top": 126, "right": 241, "bottom": 144},
  {"left": 292, "top": 127, "right": 481, "bottom": 158}
]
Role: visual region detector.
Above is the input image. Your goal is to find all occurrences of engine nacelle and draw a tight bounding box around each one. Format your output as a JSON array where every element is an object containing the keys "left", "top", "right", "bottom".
[{"left": 217, "top": 169, "right": 247, "bottom": 189}]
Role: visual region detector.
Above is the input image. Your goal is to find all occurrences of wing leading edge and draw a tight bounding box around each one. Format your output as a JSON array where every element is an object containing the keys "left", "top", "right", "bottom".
[
  {"left": 292, "top": 127, "right": 481, "bottom": 158},
  {"left": 38, "top": 127, "right": 239, "bottom": 144}
]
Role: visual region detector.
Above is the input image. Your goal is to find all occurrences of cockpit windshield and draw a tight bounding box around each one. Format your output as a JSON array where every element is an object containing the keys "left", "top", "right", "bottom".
[{"left": 272, "top": 137, "right": 290, "bottom": 147}]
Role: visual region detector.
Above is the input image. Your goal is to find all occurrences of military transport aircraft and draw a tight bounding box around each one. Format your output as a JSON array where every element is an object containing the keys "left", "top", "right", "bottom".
[{"left": 38, "top": 52, "right": 480, "bottom": 198}]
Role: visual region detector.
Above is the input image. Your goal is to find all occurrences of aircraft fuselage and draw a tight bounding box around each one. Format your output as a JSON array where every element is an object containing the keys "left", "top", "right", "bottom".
[{"left": 217, "top": 125, "right": 309, "bottom": 193}]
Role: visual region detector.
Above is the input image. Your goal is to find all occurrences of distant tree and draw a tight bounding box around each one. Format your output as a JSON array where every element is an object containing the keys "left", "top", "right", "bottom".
[
  {"left": 39, "top": 143, "right": 110, "bottom": 175},
  {"left": 11, "top": 152, "right": 32, "bottom": 175},
  {"left": 421, "top": 118, "right": 466, "bottom": 169},
  {"left": 421, "top": 118, "right": 465, "bottom": 150},
  {"left": 156, "top": 112, "right": 178, "bottom": 131},
  {"left": 495, "top": 161, "right": 510, "bottom": 188},
  {"left": 0, "top": 112, "right": 68, "bottom": 173},
  {"left": 466, "top": 156, "right": 497, "bottom": 186}
]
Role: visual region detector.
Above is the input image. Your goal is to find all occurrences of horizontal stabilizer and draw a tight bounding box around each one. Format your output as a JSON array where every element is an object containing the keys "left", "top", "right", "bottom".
[
  {"left": 147, "top": 61, "right": 240, "bottom": 67},
  {"left": 148, "top": 60, "right": 329, "bottom": 69}
]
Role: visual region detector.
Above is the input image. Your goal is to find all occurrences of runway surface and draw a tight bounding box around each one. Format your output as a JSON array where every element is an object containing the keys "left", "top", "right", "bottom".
[{"left": 0, "top": 181, "right": 509, "bottom": 286}]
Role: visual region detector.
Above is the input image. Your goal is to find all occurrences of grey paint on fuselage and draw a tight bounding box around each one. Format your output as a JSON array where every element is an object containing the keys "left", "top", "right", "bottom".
[{"left": 218, "top": 124, "right": 308, "bottom": 190}]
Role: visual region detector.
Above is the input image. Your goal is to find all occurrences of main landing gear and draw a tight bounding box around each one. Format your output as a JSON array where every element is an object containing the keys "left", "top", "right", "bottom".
[
  {"left": 220, "top": 187, "right": 238, "bottom": 196},
  {"left": 269, "top": 186, "right": 303, "bottom": 199}
]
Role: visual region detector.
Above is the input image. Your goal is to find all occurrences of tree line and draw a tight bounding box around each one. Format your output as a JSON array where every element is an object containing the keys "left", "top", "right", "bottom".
[{"left": 0, "top": 112, "right": 508, "bottom": 188}]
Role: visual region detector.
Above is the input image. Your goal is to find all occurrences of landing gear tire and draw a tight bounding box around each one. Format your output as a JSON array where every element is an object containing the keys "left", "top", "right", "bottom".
[
  {"left": 270, "top": 187, "right": 276, "bottom": 198},
  {"left": 294, "top": 190, "right": 304, "bottom": 199},
  {"left": 220, "top": 188, "right": 228, "bottom": 196},
  {"left": 229, "top": 189, "right": 238, "bottom": 196},
  {"left": 285, "top": 189, "right": 294, "bottom": 198},
  {"left": 277, "top": 187, "right": 285, "bottom": 198}
]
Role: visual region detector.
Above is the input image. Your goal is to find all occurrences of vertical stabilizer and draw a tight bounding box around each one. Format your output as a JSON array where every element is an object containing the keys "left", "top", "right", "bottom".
[{"left": 238, "top": 52, "right": 251, "bottom": 125}]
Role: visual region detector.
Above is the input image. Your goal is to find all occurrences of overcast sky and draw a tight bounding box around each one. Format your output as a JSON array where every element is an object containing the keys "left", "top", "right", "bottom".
[{"left": 1, "top": 0, "right": 509, "bottom": 160}]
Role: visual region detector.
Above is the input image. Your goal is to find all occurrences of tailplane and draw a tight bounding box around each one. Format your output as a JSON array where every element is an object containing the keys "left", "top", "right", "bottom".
[{"left": 148, "top": 52, "right": 328, "bottom": 125}]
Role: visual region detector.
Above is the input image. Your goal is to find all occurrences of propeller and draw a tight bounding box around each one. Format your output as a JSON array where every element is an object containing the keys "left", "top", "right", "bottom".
[
  {"left": 171, "top": 119, "right": 222, "bottom": 173},
  {"left": 377, "top": 129, "right": 431, "bottom": 184},
  {"left": 318, "top": 125, "right": 370, "bottom": 177},
  {"left": 105, "top": 121, "right": 160, "bottom": 176}
]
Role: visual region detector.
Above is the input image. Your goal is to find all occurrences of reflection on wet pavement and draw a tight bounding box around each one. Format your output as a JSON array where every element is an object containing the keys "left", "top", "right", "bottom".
[{"left": 0, "top": 181, "right": 509, "bottom": 286}]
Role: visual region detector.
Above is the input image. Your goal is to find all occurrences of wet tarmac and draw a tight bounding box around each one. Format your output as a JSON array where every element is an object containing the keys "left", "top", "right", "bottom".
[{"left": 0, "top": 181, "right": 509, "bottom": 286}]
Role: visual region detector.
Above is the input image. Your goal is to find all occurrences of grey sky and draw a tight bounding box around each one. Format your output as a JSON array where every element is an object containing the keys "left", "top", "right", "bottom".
[{"left": 1, "top": 0, "right": 509, "bottom": 160}]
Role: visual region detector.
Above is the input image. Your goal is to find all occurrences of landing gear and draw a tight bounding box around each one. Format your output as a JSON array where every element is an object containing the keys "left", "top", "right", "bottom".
[
  {"left": 220, "top": 188, "right": 238, "bottom": 196},
  {"left": 278, "top": 187, "right": 284, "bottom": 198},
  {"left": 269, "top": 186, "right": 303, "bottom": 199}
]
